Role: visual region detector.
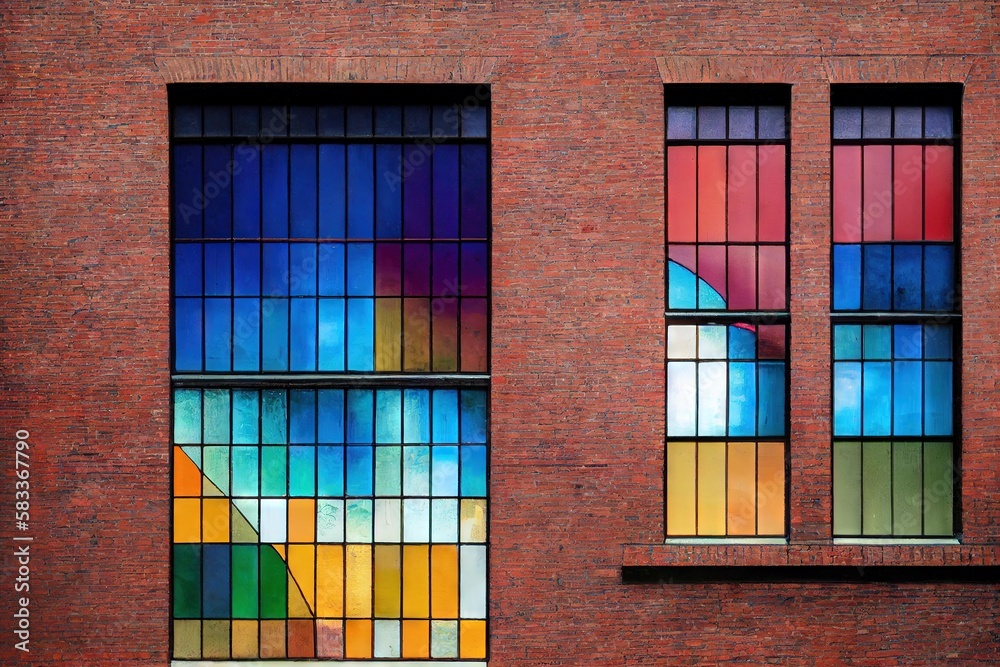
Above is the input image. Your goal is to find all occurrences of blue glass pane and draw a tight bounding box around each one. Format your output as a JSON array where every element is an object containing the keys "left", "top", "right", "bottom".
[
  {"left": 697, "top": 106, "right": 726, "bottom": 139},
  {"left": 668, "top": 261, "right": 696, "bottom": 309},
  {"left": 924, "top": 325, "right": 952, "bottom": 359},
  {"left": 202, "top": 545, "right": 230, "bottom": 618},
  {"left": 924, "top": 245, "right": 955, "bottom": 311},
  {"left": 289, "top": 106, "right": 317, "bottom": 137},
  {"left": 460, "top": 391, "right": 488, "bottom": 443},
  {"left": 834, "top": 324, "right": 862, "bottom": 360},
  {"left": 289, "top": 300, "right": 317, "bottom": 371},
  {"left": 262, "top": 145, "right": 289, "bottom": 238},
  {"left": 174, "top": 145, "right": 202, "bottom": 238},
  {"left": 833, "top": 245, "right": 862, "bottom": 310},
  {"left": 232, "top": 299, "right": 261, "bottom": 372},
  {"left": 925, "top": 361, "right": 953, "bottom": 435},
  {"left": 232, "top": 390, "right": 259, "bottom": 444},
  {"left": 863, "top": 325, "right": 891, "bottom": 360},
  {"left": 404, "top": 145, "right": 432, "bottom": 238},
  {"left": 204, "top": 243, "right": 231, "bottom": 296},
  {"left": 376, "top": 390, "right": 403, "bottom": 443},
  {"left": 460, "top": 445, "right": 488, "bottom": 497},
  {"left": 204, "top": 299, "right": 232, "bottom": 371},
  {"left": 262, "top": 243, "right": 289, "bottom": 296},
  {"left": 318, "top": 446, "right": 345, "bottom": 496},
  {"left": 319, "top": 243, "right": 346, "bottom": 296},
  {"left": 289, "top": 446, "right": 315, "bottom": 496},
  {"left": 203, "top": 106, "right": 231, "bottom": 136},
  {"left": 204, "top": 146, "right": 232, "bottom": 237},
  {"left": 461, "top": 105, "right": 488, "bottom": 138},
  {"left": 346, "top": 299, "right": 374, "bottom": 371},
  {"left": 834, "top": 362, "right": 862, "bottom": 436},
  {"left": 924, "top": 107, "right": 953, "bottom": 139},
  {"left": 403, "top": 390, "right": 431, "bottom": 443},
  {"left": 233, "top": 106, "right": 259, "bottom": 136},
  {"left": 433, "top": 390, "right": 459, "bottom": 443},
  {"left": 174, "top": 105, "right": 202, "bottom": 137},
  {"left": 318, "top": 145, "right": 346, "bottom": 238},
  {"left": 757, "top": 361, "right": 785, "bottom": 437},
  {"left": 234, "top": 243, "right": 260, "bottom": 296},
  {"left": 347, "top": 106, "right": 373, "bottom": 137},
  {"left": 346, "top": 390, "right": 374, "bottom": 443},
  {"left": 318, "top": 390, "right": 345, "bottom": 443},
  {"left": 175, "top": 298, "right": 203, "bottom": 371},
  {"left": 346, "top": 446, "right": 373, "bottom": 496},
  {"left": 862, "top": 245, "right": 892, "bottom": 311},
  {"left": 666, "top": 106, "right": 696, "bottom": 140},
  {"left": 375, "top": 106, "right": 402, "bottom": 136},
  {"left": 894, "top": 324, "right": 922, "bottom": 360},
  {"left": 261, "top": 298, "right": 288, "bottom": 371},
  {"left": 289, "top": 390, "right": 316, "bottom": 444},
  {"left": 432, "top": 145, "right": 460, "bottom": 238},
  {"left": 404, "top": 106, "right": 431, "bottom": 137},
  {"left": 318, "top": 299, "right": 345, "bottom": 371},
  {"left": 893, "top": 245, "right": 922, "bottom": 310},
  {"left": 894, "top": 107, "right": 922, "bottom": 139},
  {"left": 833, "top": 106, "right": 862, "bottom": 140},
  {"left": 728, "top": 361, "right": 756, "bottom": 437},
  {"left": 261, "top": 447, "right": 287, "bottom": 495},
  {"left": 728, "top": 106, "right": 755, "bottom": 139},
  {"left": 432, "top": 445, "right": 459, "bottom": 496},
  {"left": 758, "top": 106, "right": 786, "bottom": 140},
  {"left": 862, "top": 361, "right": 891, "bottom": 436},
  {"left": 261, "top": 390, "right": 287, "bottom": 445},
  {"left": 862, "top": 106, "right": 891, "bottom": 139},
  {"left": 319, "top": 106, "right": 345, "bottom": 137},
  {"left": 460, "top": 145, "right": 488, "bottom": 238},
  {"left": 347, "top": 145, "right": 374, "bottom": 238},
  {"left": 290, "top": 145, "right": 318, "bottom": 238},
  {"left": 893, "top": 361, "right": 922, "bottom": 436},
  {"left": 375, "top": 145, "right": 402, "bottom": 238},
  {"left": 232, "top": 446, "right": 259, "bottom": 496},
  {"left": 728, "top": 326, "right": 756, "bottom": 359},
  {"left": 175, "top": 244, "right": 202, "bottom": 296},
  {"left": 346, "top": 243, "right": 374, "bottom": 296},
  {"left": 233, "top": 145, "right": 261, "bottom": 238}
]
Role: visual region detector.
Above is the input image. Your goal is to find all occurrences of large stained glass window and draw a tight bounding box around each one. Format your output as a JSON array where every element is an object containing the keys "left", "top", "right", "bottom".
[
  {"left": 831, "top": 89, "right": 959, "bottom": 537},
  {"left": 171, "top": 87, "right": 489, "bottom": 663},
  {"left": 664, "top": 88, "right": 790, "bottom": 537}
]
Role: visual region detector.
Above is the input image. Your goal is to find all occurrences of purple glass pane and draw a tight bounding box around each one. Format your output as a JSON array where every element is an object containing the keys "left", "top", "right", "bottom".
[
  {"left": 666, "top": 107, "right": 696, "bottom": 140},
  {"left": 697, "top": 106, "right": 726, "bottom": 139},
  {"left": 833, "top": 106, "right": 862, "bottom": 140},
  {"left": 728, "top": 106, "right": 755, "bottom": 139},
  {"left": 893, "top": 107, "right": 922, "bottom": 139},
  {"left": 925, "top": 107, "right": 953, "bottom": 139},
  {"left": 862, "top": 106, "right": 891, "bottom": 139},
  {"left": 758, "top": 106, "right": 786, "bottom": 140}
]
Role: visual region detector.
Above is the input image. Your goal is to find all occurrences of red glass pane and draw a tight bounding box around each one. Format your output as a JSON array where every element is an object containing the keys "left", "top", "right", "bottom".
[
  {"left": 758, "top": 145, "right": 786, "bottom": 242},
  {"left": 698, "top": 146, "right": 727, "bottom": 242},
  {"left": 667, "top": 147, "right": 697, "bottom": 242},
  {"left": 862, "top": 145, "right": 892, "bottom": 241},
  {"left": 727, "top": 246, "right": 757, "bottom": 310},
  {"left": 460, "top": 298, "right": 488, "bottom": 372},
  {"left": 757, "top": 324, "right": 786, "bottom": 359},
  {"left": 758, "top": 245, "right": 786, "bottom": 310},
  {"left": 698, "top": 245, "right": 727, "bottom": 304},
  {"left": 893, "top": 145, "right": 923, "bottom": 241},
  {"left": 727, "top": 146, "right": 757, "bottom": 242},
  {"left": 833, "top": 146, "right": 862, "bottom": 243},
  {"left": 924, "top": 145, "right": 954, "bottom": 241}
]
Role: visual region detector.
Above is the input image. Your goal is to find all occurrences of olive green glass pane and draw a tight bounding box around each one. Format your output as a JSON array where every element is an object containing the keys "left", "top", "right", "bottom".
[
  {"left": 892, "top": 441, "right": 922, "bottom": 535},
  {"left": 923, "top": 441, "right": 954, "bottom": 535},
  {"left": 833, "top": 441, "right": 861, "bottom": 536},
  {"left": 862, "top": 441, "right": 891, "bottom": 535}
]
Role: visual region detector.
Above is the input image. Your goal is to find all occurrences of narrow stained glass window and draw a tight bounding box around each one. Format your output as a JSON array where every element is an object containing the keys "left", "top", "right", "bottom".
[
  {"left": 665, "top": 88, "right": 790, "bottom": 538},
  {"left": 831, "top": 90, "right": 959, "bottom": 538},
  {"left": 172, "top": 87, "right": 490, "bottom": 662}
]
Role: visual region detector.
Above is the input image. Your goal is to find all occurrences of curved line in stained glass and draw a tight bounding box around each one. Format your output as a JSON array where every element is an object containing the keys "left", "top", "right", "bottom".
[{"left": 668, "top": 260, "right": 726, "bottom": 310}]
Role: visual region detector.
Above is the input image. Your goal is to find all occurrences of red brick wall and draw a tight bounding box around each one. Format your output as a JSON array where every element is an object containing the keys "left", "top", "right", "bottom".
[{"left": 2, "top": 2, "right": 998, "bottom": 664}]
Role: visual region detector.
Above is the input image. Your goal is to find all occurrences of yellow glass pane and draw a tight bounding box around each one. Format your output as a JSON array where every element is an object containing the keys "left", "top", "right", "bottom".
[
  {"left": 173, "top": 498, "right": 201, "bottom": 543},
  {"left": 202, "top": 498, "right": 230, "bottom": 543},
  {"left": 375, "top": 298, "right": 402, "bottom": 371},
  {"left": 403, "top": 545, "right": 430, "bottom": 618},
  {"left": 403, "top": 298, "right": 431, "bottom": 371},
  {"left": 345, "top": 619, "right": 373, "bottom": 659},
  {"left": 459, "top": 619, "right": 487, "bottom": 659},
  {"left": 402, "top": 620, "right": 430, "bottom": 658},
  {"left": 430, "top": 545, "right": 459, "bottom": 618},
  {"left": 173, "top": 620, "right": 201, "bottom": 659},
  {"left": 460, "top": 499, "right": 487, "bottom": 542},
  {"left": 374, "top": 545, "right": 401, "bottom": 618},
  {"left": 288, "top": 545, "right": 315, "bottom": 616},
  {"left": 174, "top": 447, "right": 202, "bottom": 497},
  {"left": 666, "top": 442, "right": 696, "bottom": 535},
  {"left": 697, "top": 442, "right": 726, "bottom": 535},
  {"left": 260, "top": 619, "right": 286, "bottom": 658},
  {"left": 316, "top": 545, "right": 344, "bottom": 617},
  {"left": 757, "top": 441, "right": 785, "bottom": 535},
  {"left": 345, "top": 545, "right": 372, "bottom": 618},
  {"left": 288, "top": 499, "right": 316, "bottom": 543},
  {"left": 231, "top": 620, "right": 258, "bottom": 659},
  {"left": 727, "top": 442, "right": 756, "bottom": 535}
]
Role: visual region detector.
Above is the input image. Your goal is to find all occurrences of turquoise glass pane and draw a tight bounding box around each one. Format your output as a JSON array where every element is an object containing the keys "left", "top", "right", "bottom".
[
  {"left": 698, "top": 325, "right": 726, "bottom": 359},
  {"left": 862, "top": 361, "right": 891, "bottom": 436},
  {"left": 834, "top": 324, "right": 862, "bottom": 360},
  {"left": 461, "top": 445, "right": 488, "bottom": 497},
  {"left": 232, "top": 390, "right": 259, "bottom": 444},
  {"left": 317, "top": 446, "right": 345, "bottom": 496},
  {"left": 403, "top": 445, "right": 431, "bottom": 496},
  {"left": 317, "top": 390, "right": 345, "bottom": 442},
  {"left": 460, "top": 390, "right": 488, "bottom": 443},
  {"left": 757, "top": 361, "right": 785, "bottom": 437},
  {"left": 668, "top": 261, "right": 696, "bottom": 309},
  {"left": 289, "top": 390, "right": 316, "bottom": 444},
  {"left": 834, "top": 362, "right": 862, "bottom": 436},
  {"left": 376, "top": 390, "right": 402, "bottom": 443},
  {"left": 346, "top": 390, "right": 374, "bottom": 443},
  {"left": 289, "top": 446, "right": 315, "bottom": 496},
  {"left": 432, "top": 445, "right": 458, "bottom": 496},
  {"left": 203, "top": 390, "right": 230, "bottom": 444},
  {"left": 203, "top": 446, "right": 230, "bottom": 495},
  {"left": 261, "top": 447, "right": 287, "bottom": 496},
  {"left": 924, "top": 361, "right": 953, "bottom": 435},
  {"left": 728, "top": 361, "right": 756, "bottom": 437},
  {"left": 863, "top": 325, "right": 891, "bottom": 360},
  {"left": 833, "top": 244, "right": 861, "bottom": 310},
  {"left": 232, "top": 446, "right": 259, "bottom": 497},
  {"left": 375, "top": 446, "right": 402, "bottom": 496},
  {"left": 433, "top": 390, "right": 459, "bottom": 443},
  {"left": 893, "top": 361, "right": 922, "bottom": 436},
  {"left": 403, "top": 390, "right": 431, "bottom": 443},
  {"left": 174, "top": 389, "right": 202, "bottom": 444},
  {"left": 346, "top": 445, "right": 373, "bottom": 496},
  {"left": 261, "top": 390, "right": 287, "bottom": 444}
]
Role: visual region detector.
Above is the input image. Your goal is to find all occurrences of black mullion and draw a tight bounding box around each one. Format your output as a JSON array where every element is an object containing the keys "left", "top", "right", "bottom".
[
  {"left": 199, "top": 388, "right": 206, "bottom": 657},
  {"left": 427, "top": 389, "right": 435, "bottom": 655},
  {"left": 889, "top": 322, "right": 895, "bottom": 535},
  {"left": 456, "top": 388, "right": 463, "bottom": 656},
  {"left": 369, "top": 381, "right": 376, "bottom": 657},
  {"left": 312, "top": 389, "right": 319, "bottom": 653},
  {"left": 859, "top": 323, "right": 867, "bottom": 535},
  {"left": 286, "top": 145, "right": 293, "bottom": 374}
]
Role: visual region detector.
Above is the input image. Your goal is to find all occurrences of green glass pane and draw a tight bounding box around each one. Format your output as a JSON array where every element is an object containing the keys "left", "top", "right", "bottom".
[
  {"left": 833, "top": 325, "right": 861, "bottom": 360},
  {"left": 923, "top": 441, "right": 954, "bottom": 535},
  {"left": 832, "top": 441, "right": 861, "bottom": 536},
  {"left": 232, "top": 390, "right": 260, "bottom": 444},
  {"left": 232, "top": 446, "right": 259, "bottom": 497},
  {"left": 173, "top": 544, "right": 201, "bottom": 619},
  {"left": 174, "top": 389, "right": 202, "bottom": 444},
  {"left": 261, "top": 447, "right": 287, "bottom": 497},
  {"left": 375, "top": 446, "right": 402, "bottom": 496},
  {"left": 203, "top": 390, "right": 231, "bottom": 444},
  {"left": 203, "top": 446, "right": 230, "bottom": 495},
  {"left": 892, "top": 441, "right": 922, "bottom": 535},
  {"left": 862, "top": 324, "right": 891, "bottom": 360},
  {"left": 262, "top": 390, "right": 288, "bottom": 444},
  {"left": 260, "top": 545, "right": 288, "bottom": 619},
  {"left": 232, "top": 545, "right": 259, "bottom": 618},
  {"left": 862, "top": 441, "right": 892, "bottom": 535}
]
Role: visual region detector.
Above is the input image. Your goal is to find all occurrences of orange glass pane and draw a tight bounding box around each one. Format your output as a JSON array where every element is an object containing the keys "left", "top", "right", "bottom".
[
  {"left": 402, "top": 620, "right": 430, "bottom": 658},
  {"left": 344, "top": 620, "right": 373, "bottom": 659},
  {"left": 893, "top": 145, "right": 923, "bottom": 240},
  {"left": 403, "top": 298, "right": 431, "bottom": 371},
  {"left": 697, "top": 442, "right": 726, "bottom": 535},
  {"left": 863, "top": 145, "right": 892, "bottom": 241},
  {"left": 287, "top": 619, "right": 315, "bottom": 658},
  {"left": 288, "top": 545, "right": 315, "bottom": 616},
  {"left": 667, "top": 146, "right": 697, "bottom": 242},
  {"left": 174, "top": 447, "right": 202, "bottom": 497},
  {"left": 833, "top": 146, "right": 862, "bottom": 242},
  {"left": 727, "top": 145, "right": 757, "bottom": 242},
  {"left": 757, "top": 442, "right": 786, "bottom": 534},
  {"left": 231, "top": 621, "right": 258, "bottom": 658},
  {"left": 403, "top": 545, "right": 430, "bottom": 618},
  {"left": 345, "top": 545, "right": 372, "bottom": 618},
  {"left": 202, "top": 498, "right": 230, "bottom": 543},
  {"left": 374, "top": 545, "right": 402, "bottom": 618},
  {"left": 260, "top": 620, "right": 286, "bottom": 658},
  {"left": 459, "top": 619, "right": 487, "bottom": 659},
  {"left": 316, "top": 545, "right": 344, "bottom": 617},
  {"left": 697, "top": 146, "right": 727, "bottom": 242},
  {"left": 666, "top": 442, "right": 696, "bottom": 535},
  {"left": 173, "top": 498, "right": 201, "bottom": 543},
  {"left": 727, "top": 442, "right": 756, "bottom": 535},
  {"left": 924, "top": 145, "right": 954, "bottom": 241},
  {"left": 430, "top": 545, "right": 459, "bottom": 618},
  {"left": 288, "top": 499, "right": 316, "bottom": 543},
  {"left": 758, "top": 145, "right": 786, "bottom": 242},
  {"left": 375, "top": 298, "right": 402, "bottom": 371}
]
